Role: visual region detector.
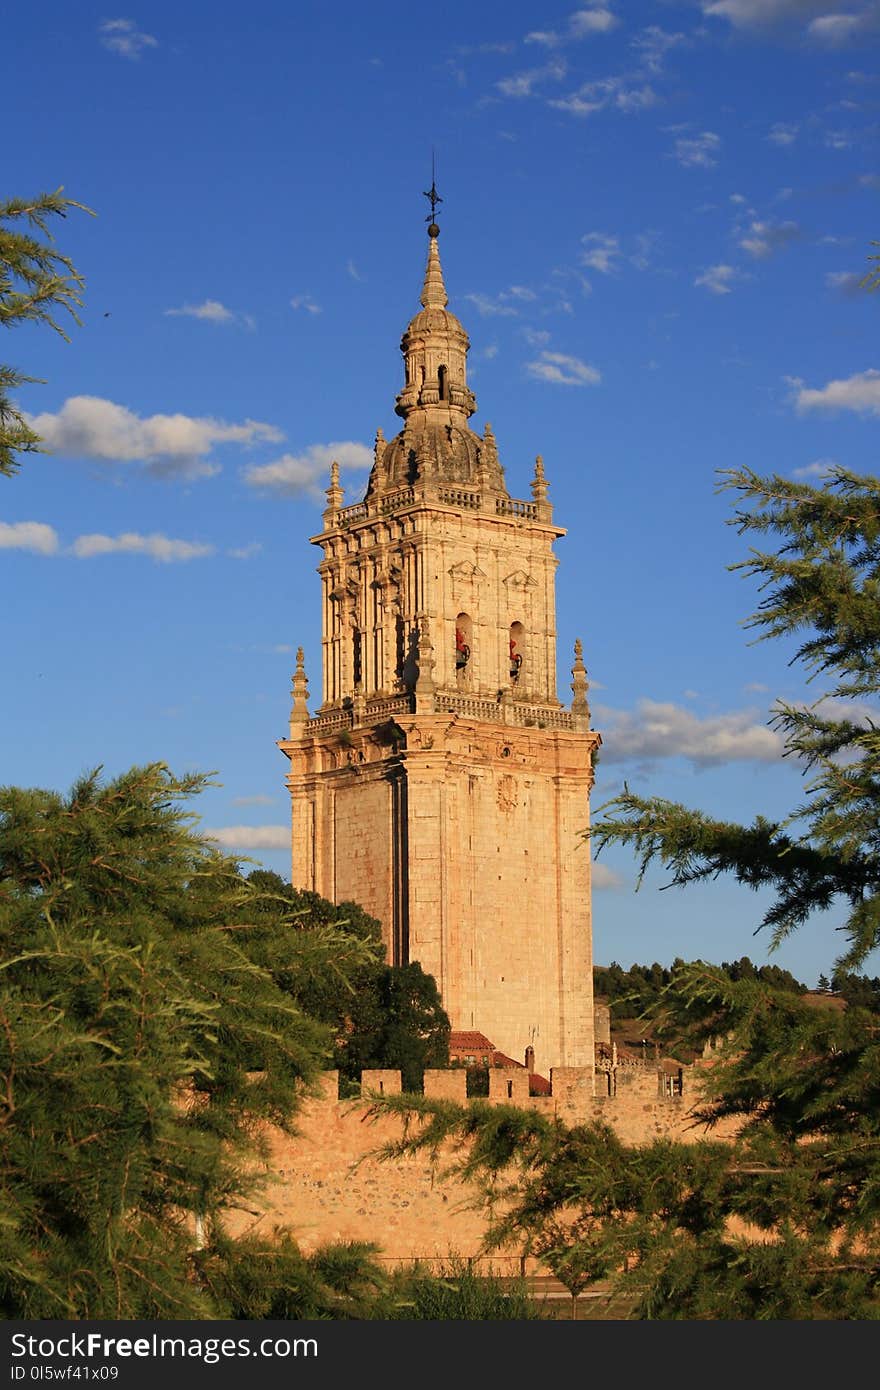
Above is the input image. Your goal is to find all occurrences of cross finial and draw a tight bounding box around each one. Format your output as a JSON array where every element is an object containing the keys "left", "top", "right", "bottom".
[{"left": 423, "top": 152, "right": 442, "bottom": 234}]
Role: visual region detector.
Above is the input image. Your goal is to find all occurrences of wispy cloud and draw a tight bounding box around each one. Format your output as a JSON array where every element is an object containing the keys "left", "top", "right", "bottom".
[
  {"left": 825, "top": 269, "right": 865, "bottom": 296},
  {"left": 497, "top": 59, "right": 567, "bottom": 98},
  {"left": 164, "top": 299, "right": 253, "bottom": 328},
  {"left": 550, "top": 73, "right": 659, "bottom": 118},
  {"left": 596, "top": 698, "right": 784, "bottom": 767},
  {"left": 0, "top": 521, "right": 59, "bottom": 555},
  {"left": 525, "top": 351, "right": 601, "bottom": 386},
  {"left": 694, "top": 263, "right": 747, "bottom": 294},
  {"left": 808, "top": 8, "right": 880, "bottom": 44},
  {"left": 202, "top": 824, "right": 289, "bottom": 850},
  {"left": 26, "top": 396, "right": 282, "bottom": 480},
  {"left": 244, "top": 440, "right": 372, "bottom": 498},
  {"left": 526, "top": 5, "right": 619, "bottom": 47},
  {"left": 347, "top": 260, "right": 363, "bottom": 281},
  {"left": 592, "top": 863, "right": 624, "bottom": 890},
  {"left": 767, "top": 121, "right": 799, "bottom": 145},
  {"left": 701, "top": 1, "right": 841, "bottom": 30},
  {"left": 227, "top": 542, "right": 262, "bottom": 560},
  {"left": 672, "top": 131, "right": 721, "bottom": 168},
  {"left": 581, "top": 232, "right": 621, "bottom": 274},
  {"left": 738, "top": 218, "right": 800, "bottom": 258},
  {"left": 789, "top": 368, "right": 880, "bottom": 416},
  {"left": 290, "top": 294, "right": 322, "bottom": 315},
  {"left": 71, "top": 532, "right": 214, "bottom": 563},
  {"left": 792, "top": 456, "right": 840, "bottom": 478},
  {"left": 631, "top": 26, "right": 687, "bottom": 72},
  {"left": 165, "top": 299, "right": 234, "bottom": 324},
  {"left": 231, "top": 794, "right": 276, "bottom": 806},
  {"left": 98, "top": 18, "right": 158, "bottom": 59}
]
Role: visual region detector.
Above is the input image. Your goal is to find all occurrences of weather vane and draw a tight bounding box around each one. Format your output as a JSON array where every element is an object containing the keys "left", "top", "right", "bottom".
[{"left": 423, "top": 151, "right": 442, "bottom": 227}]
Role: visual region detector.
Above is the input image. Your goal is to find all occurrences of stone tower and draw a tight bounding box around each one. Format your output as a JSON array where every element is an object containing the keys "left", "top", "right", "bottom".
[{"left": 279, "top": 214, "right": 601, "bottom": 1074}]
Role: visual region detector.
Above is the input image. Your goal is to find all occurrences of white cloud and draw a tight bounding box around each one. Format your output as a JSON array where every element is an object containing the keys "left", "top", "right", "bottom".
[
  {"left": 631, "top": 26, "right": 687, "bottom": 71},
  {"left": 592, "top": 862, "right": 624, "bottom": 890},
  {"left": 526, "top": 6, "right": 618, "bottom": 46},
  {"left": 672, "top": 131, "right": 721, "bottom": 168},
  {"left": 497, "top": 59, "right": 566, "bottom": 98},
  {"left": 730, "top": 192, "right": 748, "bottom": 204},
  {"left": 227, "top": 542, "right": 262, "bottom": 560},
  {"left": 525, "top": 351, "right": 601, "bottom": 386},
  {"left": 768, "top": 122, "right": 799, "bottom": 145},
  {"left": 71, "top": 532, "right": 214, "bottom": 563},
  {"left": 825, "top": 270, "right": 865, "bottom": 296},
  {"left": 231, "top": 794, "right": 276, "bottom": 806},
  {"left": 244, "top": 440, "right": 372, "bottom": 498},
  {"left": 701, "top": 1, "right": 839, "bottom": 27},
  {"left": 347, "top": 260, "right": 363, "bottom": 281},
  {"left": 550, "top": 72, "right": 659, "bottom": 118},
  {"left": 203, "top": 825, "right": 289, "bottom": 850},
  {"left": 596, "top": 699, "right": 784, "bottom": 767},
  {"left": 164, "top": 299, "right": 250, "bottom": 326},
  {"left": 290, "top": 295, "right": 322, "bottom": 315},
  {"left": 694, "top": 263, "right": 745, "bottom": 294},
  {"left": 0, "top": 520, "right": 59, "bottom": 555},
  {"left": 808, "top": 10, "right": 876, "bottom": 43},
  {"left": 570, "top": 6, "right": 618, "bottom": 35},
  {"left": 581, "top": 232, "right": 621, "bottom": 274},
  {"left": 98, "top": 18, "right": 157, "bottom": 58},
  {"left": 464, "top": 292, "right": 518, "bottom": 317},
  {"left": 792, "top": 456, "right": 839, "bottom": 477},
  {"left": 26, "top": 396, "right": 282, "bottom": 480},
  {"left": 738, "top": 219, "right": 800, "bottom": 258},
  {"left": 549, "top": 94, "right": 604, "bottom": 116},
  {"left": 791, "top": 368, "right": 880, "bottom": 415}
]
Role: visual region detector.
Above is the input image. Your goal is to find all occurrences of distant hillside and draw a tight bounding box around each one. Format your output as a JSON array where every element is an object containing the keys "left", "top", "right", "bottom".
[{"left": 593, "top": 959, "right": 880, "bottom": 1063}]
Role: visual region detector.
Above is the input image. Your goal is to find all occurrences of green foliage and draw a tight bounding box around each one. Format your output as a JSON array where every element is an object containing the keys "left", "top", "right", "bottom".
[
  {"left": 0, "top": 763, "right": 380, "bottom": 1318},
  {"left": 382, "top": 1258, "right": 542, "bottom": 1320},
  {"left": 594, "top": 956, "right": 807, "bottom": 1025},
  {"left": 862, "top": 240, "right": 880, "bottom": 293},
  {"left": 196, "top": 1232, "right": 390, "bottom": 1319},
  {"left": 0, "top": 188, "right": 93, "bottom": 476},
  {"left": 245, "top": 870, "right": 450, "bottom": 1093},
  {"left": 593, "top": 466, "right": 880, "bottom": 970}
]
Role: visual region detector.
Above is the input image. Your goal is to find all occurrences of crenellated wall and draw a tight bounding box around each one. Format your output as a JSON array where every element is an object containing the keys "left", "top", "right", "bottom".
[{"left": 224, "top": 1064, "right": 740, "bottom": 1269}]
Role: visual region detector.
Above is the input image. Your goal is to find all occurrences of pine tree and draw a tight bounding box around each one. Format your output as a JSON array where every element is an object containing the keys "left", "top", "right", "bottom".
[
  {"left": 0, "top": 188, "right": 92, "bottom": 476},
  {"left": 0, "top": 763, "right": 383, "bottom": 1317}
]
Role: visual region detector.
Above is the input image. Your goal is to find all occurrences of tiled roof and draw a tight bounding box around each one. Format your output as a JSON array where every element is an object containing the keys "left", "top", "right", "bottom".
[{"left": 449, "top": 1030, "right": 495, "bottom": 1052}]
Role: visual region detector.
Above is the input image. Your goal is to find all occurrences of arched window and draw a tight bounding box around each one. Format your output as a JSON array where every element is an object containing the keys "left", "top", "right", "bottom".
[
  {"left": 509, "top": 621, "right": 524, "bottom": 685},
  {"left": 438, "top": 364, "right": 448, "bottom": 401},
  {"left": 455, "top": 612, "right": 472, "bottom": 686}
]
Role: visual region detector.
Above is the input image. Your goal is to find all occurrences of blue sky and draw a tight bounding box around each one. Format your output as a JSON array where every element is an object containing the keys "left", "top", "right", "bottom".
[{"left": 3, "top": 1, "right": 879, "bottom": 987}]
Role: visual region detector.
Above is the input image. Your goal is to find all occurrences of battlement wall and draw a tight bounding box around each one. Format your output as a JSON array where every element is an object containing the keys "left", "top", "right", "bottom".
[{"left": 226, "top": 1062, "right": 736, "bottom": 1268}]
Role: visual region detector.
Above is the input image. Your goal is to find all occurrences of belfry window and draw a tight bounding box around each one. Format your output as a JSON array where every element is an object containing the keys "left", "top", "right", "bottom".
[
  {"left": 509, "top": 621, "right": 524, "bottom": 684},
  {"left": 438, "top": 364, "right": 448, "bottom": 401},
  {"left": 455, "top": 612, "right": 472, "bottom": 683}
]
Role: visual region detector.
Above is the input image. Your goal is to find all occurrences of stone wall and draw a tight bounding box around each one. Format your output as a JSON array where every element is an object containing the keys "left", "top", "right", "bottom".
[{"left": 225, "top": 1063, "right": 739, "bottom": 1271}]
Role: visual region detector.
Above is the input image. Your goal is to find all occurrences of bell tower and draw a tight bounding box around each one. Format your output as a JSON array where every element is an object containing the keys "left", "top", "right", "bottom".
[{"left": 279, "top": 205, "right": 601, "bottom": 1074}]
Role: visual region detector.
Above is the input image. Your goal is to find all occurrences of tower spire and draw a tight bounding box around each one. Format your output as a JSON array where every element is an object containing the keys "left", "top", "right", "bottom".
[{"left": 419, "top": 223, "right": 448, "bottom": 307}]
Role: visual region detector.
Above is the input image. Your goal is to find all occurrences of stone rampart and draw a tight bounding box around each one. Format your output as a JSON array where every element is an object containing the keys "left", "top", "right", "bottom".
[{"left": 225, "top": 1062, "right": 736, "bottom": 1270}]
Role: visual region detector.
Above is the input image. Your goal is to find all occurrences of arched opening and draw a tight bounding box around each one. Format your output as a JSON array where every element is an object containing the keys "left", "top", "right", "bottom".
[
  {"left": 438, "top": 364, "right": 448, "bottom": 401},
  {"left": 509, "top": 621, "right": 524, "bottom": 686},
  {"left": 455, "top": 612, "right": 472, "bottom": 688}
]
